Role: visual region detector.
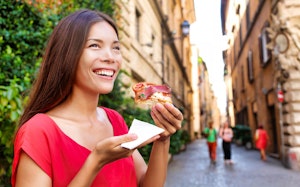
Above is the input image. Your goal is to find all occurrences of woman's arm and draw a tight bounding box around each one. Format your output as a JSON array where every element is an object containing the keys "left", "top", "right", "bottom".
[
  {"left": 140, "top": 139, "right": 170, "bottom": 187},
  {"left": 135, "top": 103, "right": 182, "bottom": 187},
  {"left": 15, "top": 152, "right": 51, "bottom": 187},
  {"left": 219, "top": 128, "right": 223, "bottom": 138}
]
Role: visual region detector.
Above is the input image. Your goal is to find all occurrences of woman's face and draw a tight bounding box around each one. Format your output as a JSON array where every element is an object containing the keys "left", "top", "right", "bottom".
[
  {"left": 224, "top": 122, "right": 229, "bottom": 128},
  {"left": 75, "top": 21, "right": 122, "bottom": 95}
]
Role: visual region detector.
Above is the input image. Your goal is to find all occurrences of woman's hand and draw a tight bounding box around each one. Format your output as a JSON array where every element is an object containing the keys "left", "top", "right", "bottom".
[
  {"left": 92, "top": 134, "right": 138, "bottom": 168},
  {"left": 150, "top": 103, "right": 183, "bottom": 141},
  {"left": 69, "top": 133, "right": 160, "bottom": 186}
]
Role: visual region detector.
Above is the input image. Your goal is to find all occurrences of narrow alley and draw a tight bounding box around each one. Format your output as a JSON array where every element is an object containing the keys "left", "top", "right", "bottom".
[{"left": 165, "top": 139, "right": 300, "bottom": 187}]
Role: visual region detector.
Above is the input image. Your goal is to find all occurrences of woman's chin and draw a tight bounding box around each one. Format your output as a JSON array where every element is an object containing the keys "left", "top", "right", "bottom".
[
  {"left": 100, "top": 90, "right": 112, "bottom": 95},
  {"left": 98, "top": 87, "right": 114, "bottom": 94}
]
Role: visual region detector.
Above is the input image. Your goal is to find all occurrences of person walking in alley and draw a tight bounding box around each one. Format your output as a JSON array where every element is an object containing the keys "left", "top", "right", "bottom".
[
  {"left": 202, "top": 120, "right": 218, "bottom": 165},
  {"left": 219, "top": 121, "right": 234, "bottom": 165},
  {"left": 255, "top": 124, "right": 269, "bottom": 161}
]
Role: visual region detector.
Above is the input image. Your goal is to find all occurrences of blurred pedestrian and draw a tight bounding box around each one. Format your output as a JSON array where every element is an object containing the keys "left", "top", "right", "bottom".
[
  {"left": 202, "top": 120, "right": 218, "bottom": 165},
  {"left": 219, "top": 121, "right": 234, "bottom": 165},
  {"left": 255, "top": 124, "right": 269, "bottom": 161}
]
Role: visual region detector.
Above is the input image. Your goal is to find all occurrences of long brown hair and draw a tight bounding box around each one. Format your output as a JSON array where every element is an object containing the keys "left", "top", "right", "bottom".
[{"left": 19, "top": 9, "right": 118, "bottom": 126}]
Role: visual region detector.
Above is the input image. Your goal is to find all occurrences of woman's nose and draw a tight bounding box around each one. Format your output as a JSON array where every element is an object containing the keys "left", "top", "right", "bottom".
[{"left": 101, "top": 48, "right": 114, "bottom": 63}]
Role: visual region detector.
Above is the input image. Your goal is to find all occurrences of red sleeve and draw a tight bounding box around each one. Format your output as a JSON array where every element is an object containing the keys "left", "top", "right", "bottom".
[{"left": 11, "top": 114, "right": 54, "bottom": 186}]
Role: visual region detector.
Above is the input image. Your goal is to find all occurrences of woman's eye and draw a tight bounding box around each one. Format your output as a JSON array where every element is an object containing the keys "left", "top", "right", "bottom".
[
  {"left": 89, "top": 44, "right": 100, "bottom": 48},
  {"left": 113, "top": 46, "right": 120, "bottom": 50}
]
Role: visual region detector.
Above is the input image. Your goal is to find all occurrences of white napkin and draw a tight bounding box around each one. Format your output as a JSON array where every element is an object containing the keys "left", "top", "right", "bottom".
[{"left": 121, "top": 119, "right": 165, "bottom": 149}]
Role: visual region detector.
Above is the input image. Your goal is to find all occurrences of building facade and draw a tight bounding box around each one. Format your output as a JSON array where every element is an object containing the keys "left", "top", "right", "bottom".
[
  {"left": 197, "top": 57, "right": 221, "bottom": 135},
  {"left": 115, "top": 0, "right": 197, "bottom": 139},
  {"left": 222, "top": 0, "right": 300, "bottom": 170}
]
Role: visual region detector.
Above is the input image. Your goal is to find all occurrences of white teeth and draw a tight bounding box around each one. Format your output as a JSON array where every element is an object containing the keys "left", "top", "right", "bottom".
[{"left": 95, "top": 70, "right": 114, "bottom": 77}]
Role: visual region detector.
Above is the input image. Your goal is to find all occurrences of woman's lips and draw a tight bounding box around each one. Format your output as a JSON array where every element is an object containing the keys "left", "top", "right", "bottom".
[{"left": 94, "top": 69, "right": 115, "bottom": 77}]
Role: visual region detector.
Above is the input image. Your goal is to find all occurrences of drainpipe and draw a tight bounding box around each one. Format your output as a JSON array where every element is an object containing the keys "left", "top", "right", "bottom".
[{"left": 277, "top": 82, "right": 285, "bottom": 164}]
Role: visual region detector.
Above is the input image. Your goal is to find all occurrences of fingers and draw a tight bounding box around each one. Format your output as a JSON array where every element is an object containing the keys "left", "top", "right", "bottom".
[
  {"left": 152, "top": 103, "right": 182, "bottom": 123},
  {"left": 150, "top": 103, "right": 183, "bottom": 137},
  {"left": 164, "top": 103, "right": 183, "bottom": 121},
  {"left": 136, "top": 135, "right": 160, "bottom": 149},
  {"left": 151, "top": 111, "right": 177, "bottom": 134},
  {"left": 95, "top": 134, "right": 138, "bottom": 158},
  {"left": 120, "top": 133, "right": 138, "bottom": 143},
  {"left": 99, "top": 133, "right": 137, "bottom": 149}
]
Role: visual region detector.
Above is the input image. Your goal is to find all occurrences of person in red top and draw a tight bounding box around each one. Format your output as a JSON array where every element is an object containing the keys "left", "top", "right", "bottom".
[
  {"left": 12, "top": 9, "right": 183, "bottom": 187},
  {"left": 255, "top": 124, "right": 269, "bottom": 161}
]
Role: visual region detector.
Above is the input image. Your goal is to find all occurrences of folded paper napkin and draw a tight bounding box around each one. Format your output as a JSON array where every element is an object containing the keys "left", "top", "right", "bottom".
[{"left": 121, "top": 119, "right": 165, "bottom": 149}]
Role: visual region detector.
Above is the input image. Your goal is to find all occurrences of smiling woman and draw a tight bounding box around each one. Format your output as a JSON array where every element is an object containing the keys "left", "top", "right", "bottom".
[
  {"left": 11, "top": 9, "right": 183, "bottom": 187},
  {"left": 75, "top": 21, "right": 122, "bottom": 94}
]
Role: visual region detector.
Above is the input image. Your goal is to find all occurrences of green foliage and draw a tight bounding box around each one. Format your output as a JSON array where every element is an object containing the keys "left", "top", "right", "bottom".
[
  {"left": 0, "top": 77, "right": 29, "bottom": 186},
  {"left": 0, "top": 0, "right": 116, "bottom": 185},
  {"left": 169, "top": 129, "right": 190, "bottom": 154},
  {"left": 71, "top": 0, "right": 115, "bottom": 17},
  {"left": 0, "top": 1, "right": 47, "bottom": 86},
  {"left": 169, "top": 119, "right": 191, "bottom": 155}
]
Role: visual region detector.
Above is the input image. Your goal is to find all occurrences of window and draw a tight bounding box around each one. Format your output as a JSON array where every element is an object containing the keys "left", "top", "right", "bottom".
[
  {"left": 239, "top": 23, "right": 243, "bottom": 50},
  {"left": 231, "top": 25, "right": 235, "bottom": 33},
  {"left": 241, "top": 65, "right": 245, "bottom": 92},
  {"left": 247, "top": 50, "right": 254, "bottom": 83},
  {"left": 259, "top": 22, "right": 271, "bottom": 66},
  {"left": 171, "top": 65, "right": 175, "bottom": 84},
  {"left": 135, "top": 9, "right": 141, "bottom": 41},
  {"left": 166, "top": 57, "right": 170, "bottom": 82},
  {"left": 236, "top": 4, "right": 240, "bottom": 15},
  {"left": 246, "top": 2, "right": 251, "bottom": 31},
  {"left": 234, "top": 40, "right": 238, "bottom": 65},
  {"left": 224, "top": 65, "right": 228, "bottom": 76}
]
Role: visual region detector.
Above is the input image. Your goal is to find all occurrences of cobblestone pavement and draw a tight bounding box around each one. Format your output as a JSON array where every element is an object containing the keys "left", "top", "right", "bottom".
[{"left": 165, "top": 139, "right": 300, "bottom": 187}]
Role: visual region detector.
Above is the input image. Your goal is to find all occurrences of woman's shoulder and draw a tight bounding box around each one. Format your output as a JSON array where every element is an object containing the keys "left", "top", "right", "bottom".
[
  {"left": 101, "top": 107, "right": 128, "bottom": 134},
  {"left": 101, "top": 107, "right": 123, "bottom": 119},
  {"left": 17, "top": 113, "right": 57, "bottom": 136}
]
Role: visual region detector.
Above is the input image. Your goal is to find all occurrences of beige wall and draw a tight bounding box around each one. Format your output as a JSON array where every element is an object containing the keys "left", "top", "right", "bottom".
[{"left": 116, "top": 0, "right": 197, "bottom": 139}]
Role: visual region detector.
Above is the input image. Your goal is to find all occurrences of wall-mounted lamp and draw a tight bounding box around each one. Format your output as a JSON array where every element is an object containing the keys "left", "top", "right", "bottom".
[
  {"left": 181, "top": 20, "right": 190, "bottom": 37},
  {"left": 163, "top": 20, "right": 190, "bottom": 44}
]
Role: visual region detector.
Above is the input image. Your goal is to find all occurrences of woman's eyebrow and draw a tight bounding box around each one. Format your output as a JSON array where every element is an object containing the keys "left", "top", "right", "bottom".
[
  {"left": 87, "top": 38, "right": 103, "bottom": 42},
  {"left": 87, "top": 38, "right": 120, "bottom": 44}
]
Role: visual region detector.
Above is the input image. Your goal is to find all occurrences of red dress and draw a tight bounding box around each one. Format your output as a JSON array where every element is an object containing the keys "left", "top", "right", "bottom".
[
  {"left": 255, "top": 129, "right": 268, "bottom": 150},
  {"left": 11, "top": 107, "right": 137, "bottom": 187}
]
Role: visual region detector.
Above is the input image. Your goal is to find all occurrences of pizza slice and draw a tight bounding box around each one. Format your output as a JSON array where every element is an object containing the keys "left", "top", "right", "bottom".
[{"left": 132, "top": 82, "right": 172, "bottom": 105}]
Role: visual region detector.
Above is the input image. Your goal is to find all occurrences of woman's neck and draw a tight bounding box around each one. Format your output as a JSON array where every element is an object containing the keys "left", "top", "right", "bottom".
[{"left": 48, "top": 90, "right": 100, "bottom": 121}]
